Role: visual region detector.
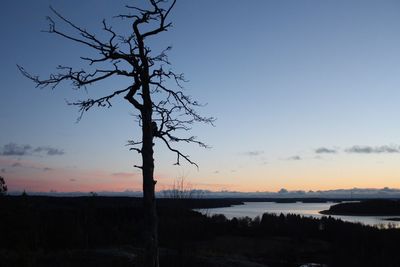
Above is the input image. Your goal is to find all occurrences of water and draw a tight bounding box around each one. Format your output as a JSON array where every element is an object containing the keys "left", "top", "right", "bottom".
[{"left": 197, "top": 202, "right": 400, "bottom": 228}]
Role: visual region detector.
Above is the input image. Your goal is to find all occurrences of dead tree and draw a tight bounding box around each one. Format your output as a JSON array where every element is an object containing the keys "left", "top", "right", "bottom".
[{"left": 18, "top": 1, "right": 214, "bottom": 266}]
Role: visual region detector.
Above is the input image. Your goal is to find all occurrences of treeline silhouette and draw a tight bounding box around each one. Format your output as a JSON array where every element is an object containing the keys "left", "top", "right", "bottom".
[
  {"left": 321, "top": 199, "right": 400, "bottom": 216},
  {"left": 1, "top": 196, "right": 400, "bottom": 267}
]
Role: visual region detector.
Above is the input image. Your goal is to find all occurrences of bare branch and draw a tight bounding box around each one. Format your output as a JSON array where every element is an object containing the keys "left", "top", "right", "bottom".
[
  {"left": 142, "top": 0, "right": 177, "bottom": 39},
  {"left": 159, "top": 135, "right": 198, "bottom": 169},
  {"left": 67, "top": 86, "right": 132, "bottom": 121},
  {"left": 150, "top": 81, "right": 215, "bottom": 125},
  {"left": 124, "top": 83, "right": 143, "bottom": 110},
  {"left": 47, "top": 7, "right": 106, "bottom": 51},
  {"left": 127, "top": 140, "right": 143, "bottom": 146},
  {"left": 130, "top": 148, "right": 142, "bottom": 154},
  {"left": 17, "top": 64, "right": 121, "bottom": 90}
]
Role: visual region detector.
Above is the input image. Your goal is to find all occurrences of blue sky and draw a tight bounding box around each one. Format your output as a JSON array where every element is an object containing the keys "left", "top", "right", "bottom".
[{"left": 1, "top": 0, "right": 400, "bottom": 192}]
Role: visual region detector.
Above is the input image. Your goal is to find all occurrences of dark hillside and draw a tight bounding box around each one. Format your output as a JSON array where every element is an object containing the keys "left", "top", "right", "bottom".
[{"left": 2, "top": 196, "right": 400, "bottom": 267}]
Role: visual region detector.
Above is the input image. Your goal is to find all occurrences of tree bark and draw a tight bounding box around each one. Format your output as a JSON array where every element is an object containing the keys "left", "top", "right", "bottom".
[{"left": 141, "top": 80, "right": 159, "bottom": 267}]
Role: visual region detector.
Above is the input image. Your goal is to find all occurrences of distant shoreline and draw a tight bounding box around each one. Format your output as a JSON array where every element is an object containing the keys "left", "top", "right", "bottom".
[
  {"left": 319, "top": 200, "right": 400, "bottom": 217},
  {"left": 319, "top": 210, "right": 400, "bottom": 217},
  {"left": 384, "top": 218, "right": 400, "bottom": 221}
]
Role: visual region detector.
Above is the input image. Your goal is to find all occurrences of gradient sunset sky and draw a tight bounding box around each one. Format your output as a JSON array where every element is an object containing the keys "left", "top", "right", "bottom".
[{"left": 1, "top": 0, "right": 400, "bottom": 193}]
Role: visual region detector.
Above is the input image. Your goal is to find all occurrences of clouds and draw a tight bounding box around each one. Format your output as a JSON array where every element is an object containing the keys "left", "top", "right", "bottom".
[
  {"left": 33, "top": 146, "right": 65, "bottom": 156},
  {"left": 0, "top": 143, "right": 64, "bottom": 184},
  {"left": 1, "top": 159, "right": 54, "bottom": 173},
  {"left": 287, "top": 144, "right": 400, "bottom": 161},
  {"left": 314, "top": 145, "right": 400, "bottom": 155},
  {"left": 242, "top": 143, "right": 400, "bottom": 164},
  {"left": 11, "top": 162, "right": 22, "bottom": 167},
  {"left": 241, "top": 150, "right": 268, "bottom": 166},
  {"left": 315, "top": 147, "right": 337, "bottom": 154},
  {"left": 243, "top": 150, "right": 264, "bottom": 157},
  {"left": 1, "top": 143, "right": 64, "bottom": 156},
  {"left": 345, "top": 145, "right": 400, "bottom": 154},
  {"left": 2, "top": 143, "right": 32, "bottom": 156},
  {"left": 287, "top": 155, "right": 302, "bottom": 161}
]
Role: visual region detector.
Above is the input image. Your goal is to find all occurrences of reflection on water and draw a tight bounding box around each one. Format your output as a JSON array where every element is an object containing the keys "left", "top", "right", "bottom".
[{"left": 197, "top": 202, "right": 400, "bottom": 228}]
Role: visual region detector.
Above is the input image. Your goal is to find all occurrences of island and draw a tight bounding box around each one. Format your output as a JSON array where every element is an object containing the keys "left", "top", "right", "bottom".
[{"left": 320, "top": 199, "right": 400, "bottom": 216}]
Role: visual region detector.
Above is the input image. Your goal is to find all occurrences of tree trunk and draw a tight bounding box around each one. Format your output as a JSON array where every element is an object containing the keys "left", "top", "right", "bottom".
[{"left": 141, "top": 83, "right": 159, "bottom": 267}]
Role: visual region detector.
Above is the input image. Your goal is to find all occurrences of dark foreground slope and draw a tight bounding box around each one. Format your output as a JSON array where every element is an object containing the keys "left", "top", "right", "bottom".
[{"left": 1, "top": 196, "right": 400, "bottom": 267}]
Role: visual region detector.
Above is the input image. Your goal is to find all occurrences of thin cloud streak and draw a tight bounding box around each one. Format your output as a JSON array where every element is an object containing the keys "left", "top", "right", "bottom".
[
  {"left": 243, "top": 150, "right": 264, "bottom": 156},
  {"left": 315, "top": 147, "right": 337, "bottom": 154},
  {"left": 345, "top": 145, "right": 400, "bottom": 154},
  {"left": 1, "top": 143, "right": 31, "bottom": 156},
  {"left": 0, "top": 158, "right": 57, "bottom": 173},
  {"left": 0, "top": 143, "right": 64, "bottom": 156},
  {"left": 11, "top": 162, "right": 22, "bottom": 167},
  {"left": 34, "top": 146, "right": 65, "bottom": 156},
  {"left": 287, "top": 156, "right": 302, "bottom": 161}
]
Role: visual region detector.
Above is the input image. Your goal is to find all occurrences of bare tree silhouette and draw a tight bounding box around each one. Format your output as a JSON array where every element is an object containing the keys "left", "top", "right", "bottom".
[{"left": 18, "top": 1, "right": 214, "bottom": 266}]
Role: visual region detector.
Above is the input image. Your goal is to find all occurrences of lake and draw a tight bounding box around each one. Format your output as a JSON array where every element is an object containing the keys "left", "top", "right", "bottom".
[{"left": 197, "top": 201, "right": 400, "bottom": 228}]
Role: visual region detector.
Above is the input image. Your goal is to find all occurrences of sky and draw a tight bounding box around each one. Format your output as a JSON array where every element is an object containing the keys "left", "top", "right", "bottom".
[{"left": 1, "top": 0, "right": 400, "bottom": 193}]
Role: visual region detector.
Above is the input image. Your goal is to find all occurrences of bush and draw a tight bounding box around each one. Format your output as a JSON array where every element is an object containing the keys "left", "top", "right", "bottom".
[{"left": 0, "top": 176, "right": 7, "bottom": 196}]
